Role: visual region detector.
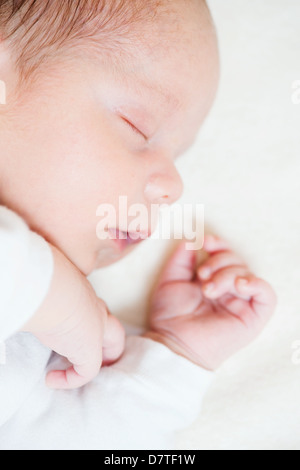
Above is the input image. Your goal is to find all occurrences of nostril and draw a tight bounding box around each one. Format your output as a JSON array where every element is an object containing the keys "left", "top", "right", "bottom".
[{"left": 144, "top": 171, "right": 183, "bottom": 204}]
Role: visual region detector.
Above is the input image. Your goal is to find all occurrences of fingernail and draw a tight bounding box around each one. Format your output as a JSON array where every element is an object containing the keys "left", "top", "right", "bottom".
[
  {"left": 199, "top": 267, "right": 211, "bottom": 280},
  {"left": 238, "top": 278, "right": 249, "bottom": 287},
  {"left": 204, "top": 282, "right": 215, "bottom": 294}
]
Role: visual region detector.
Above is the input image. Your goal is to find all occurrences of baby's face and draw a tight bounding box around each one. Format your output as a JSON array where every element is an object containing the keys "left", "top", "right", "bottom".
[{"left": 0, "top": 1, "right": 219, "bottom": 275}]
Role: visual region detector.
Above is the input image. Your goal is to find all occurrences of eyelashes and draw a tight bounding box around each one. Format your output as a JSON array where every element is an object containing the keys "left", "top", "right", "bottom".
[{"left": 121, "top": 117, "right": 148, "bottom": 142}]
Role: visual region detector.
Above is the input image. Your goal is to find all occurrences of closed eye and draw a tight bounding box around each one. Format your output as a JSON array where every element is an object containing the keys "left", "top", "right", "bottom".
[{"left": 121, "top": 117, "right": 148, "bottom": 141}]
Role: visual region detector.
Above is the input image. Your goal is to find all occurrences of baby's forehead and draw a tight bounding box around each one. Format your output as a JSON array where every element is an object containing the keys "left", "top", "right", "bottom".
[{"left": 1, "top": 0, "right": 215, "bottom": 97}]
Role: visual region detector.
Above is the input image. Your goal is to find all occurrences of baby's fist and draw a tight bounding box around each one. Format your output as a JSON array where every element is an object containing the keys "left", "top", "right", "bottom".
[
  {"left": 145, "top": 235, "right": 277, "bottom": 370},
  {"left": 23, "top": 244, "right": 125, "bottom": 389}
]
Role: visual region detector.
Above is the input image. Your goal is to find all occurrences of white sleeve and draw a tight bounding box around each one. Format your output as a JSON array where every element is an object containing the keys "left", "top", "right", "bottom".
[
  {"left": 0, "top": 206, "right": 54, "bottom": 342},
  {"left": 99, "top": 335, "right": 214, "bottom": 450},
  {"left": 10, "top": 335, "right": 214, "bottom": 450}
]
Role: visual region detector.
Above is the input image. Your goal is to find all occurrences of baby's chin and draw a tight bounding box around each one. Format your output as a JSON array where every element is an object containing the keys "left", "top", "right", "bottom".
[
  {"left": 93, "top": 243, "right": 137, "bottom": 270},
  {"left": 91, "top": 228, "right": 149, "bottom": 271}
]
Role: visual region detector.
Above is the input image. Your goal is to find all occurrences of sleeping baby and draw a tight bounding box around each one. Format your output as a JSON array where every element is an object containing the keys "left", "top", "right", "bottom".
[{"left": 0, "top": 0, "right": 277, "bottom": 449}]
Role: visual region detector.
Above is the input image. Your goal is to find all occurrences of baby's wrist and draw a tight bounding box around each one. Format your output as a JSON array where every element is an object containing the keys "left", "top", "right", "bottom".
[{"left": 142, "top": 331, "right": 214, "bottom": 371}]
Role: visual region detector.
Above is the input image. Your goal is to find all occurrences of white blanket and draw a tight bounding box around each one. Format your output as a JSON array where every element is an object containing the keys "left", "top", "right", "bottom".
[{"left": 89, "top": 0, "right": 300, "bottom": 450}]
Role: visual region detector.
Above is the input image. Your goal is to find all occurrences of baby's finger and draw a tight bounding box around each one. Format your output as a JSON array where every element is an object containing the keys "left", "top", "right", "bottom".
[
  {"left": 198, "top": 251, "right": 247, "bottom": 281},
  {"left": 46, "top": 350, "right": 103, "bottom": 390},
  {"left": 157, "top": 241, "right": 198, "bottom": 286},
  {"left": 202, "top": 266, "right": 251, "bottom": 299},
  {"left": 203, "top": 234, "right": 231, "bottom": 253},
  {"left": 236, "top": 275, "right": 277, "bottom": 319},
  {"left": 102, "top": 313, "right": 126, "bottom": 366}
]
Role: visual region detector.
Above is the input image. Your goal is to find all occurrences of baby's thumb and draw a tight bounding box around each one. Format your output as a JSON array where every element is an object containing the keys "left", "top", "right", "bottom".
[
  {"left": 157, "top": 241, "right": 198, "bottom": 287},
  {"left": 102, "top": 313, "right": 126, "bottom": 366}
]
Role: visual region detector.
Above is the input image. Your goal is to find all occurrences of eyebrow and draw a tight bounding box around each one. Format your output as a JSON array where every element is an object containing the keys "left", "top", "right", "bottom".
[
  {"left": 140, "top": 78, "right": 182, "bottom": 111},
  {"left": 120, "top": 69, "right": 182, "bottom": 113}
]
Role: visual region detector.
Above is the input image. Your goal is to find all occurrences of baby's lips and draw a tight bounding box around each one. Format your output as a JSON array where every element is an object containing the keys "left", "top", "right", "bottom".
[
  {"left": 108, "top": 227, "right": 151, "bottom": 246},
  {"left": 127, "top": 230, "right": 150, "bottom": 242}
]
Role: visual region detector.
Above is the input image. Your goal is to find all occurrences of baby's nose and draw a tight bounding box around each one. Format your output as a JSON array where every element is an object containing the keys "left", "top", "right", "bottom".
[{"left": 144, "top": 169, "right": 184, "bottom": 205}]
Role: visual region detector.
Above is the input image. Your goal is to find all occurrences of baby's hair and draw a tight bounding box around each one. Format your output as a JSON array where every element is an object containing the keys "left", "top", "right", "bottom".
[{"left": 0, "top": 0, "right": 167, "bottom": 89}]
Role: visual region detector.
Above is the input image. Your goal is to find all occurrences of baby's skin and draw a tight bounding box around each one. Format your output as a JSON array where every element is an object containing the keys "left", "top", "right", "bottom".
[
  {"left": 23, "top": 233, "right": 277, "bottom": 388},
  {"left": 1, "top": 0, "right": 276, "bottom": 389},
  {"left": 23, "top": 243, "right": 126, "bottom": 389},
  {"left": 145, "top": 234, "right": 277, "bottom": 370}
]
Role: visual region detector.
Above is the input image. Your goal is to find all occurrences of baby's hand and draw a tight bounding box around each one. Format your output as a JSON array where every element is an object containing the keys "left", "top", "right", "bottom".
[
  {"left": 23, "top": 245, "right": 125, "bottom": 389},
  {"left": 145, "top": 235, "right": 277, "bottom": 370}
]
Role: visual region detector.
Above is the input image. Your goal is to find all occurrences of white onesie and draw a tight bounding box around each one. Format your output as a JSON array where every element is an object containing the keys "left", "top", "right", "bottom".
[{"left": 0, "top": 205, "right": 213, "bottom": 450}]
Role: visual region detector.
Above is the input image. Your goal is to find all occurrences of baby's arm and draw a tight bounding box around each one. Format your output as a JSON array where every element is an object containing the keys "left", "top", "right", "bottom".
[
  {"left": 0, "top": 205, "right": 125, "bottom": 389},
  {"left": 0, "top": 334, "right": 212, "bottom": 450},
  {"left": 0, "top": 206, "right": 212, "bottom": 449},
  {"left": 0, "top": 205, "right": 53, "bottom": 341}
]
